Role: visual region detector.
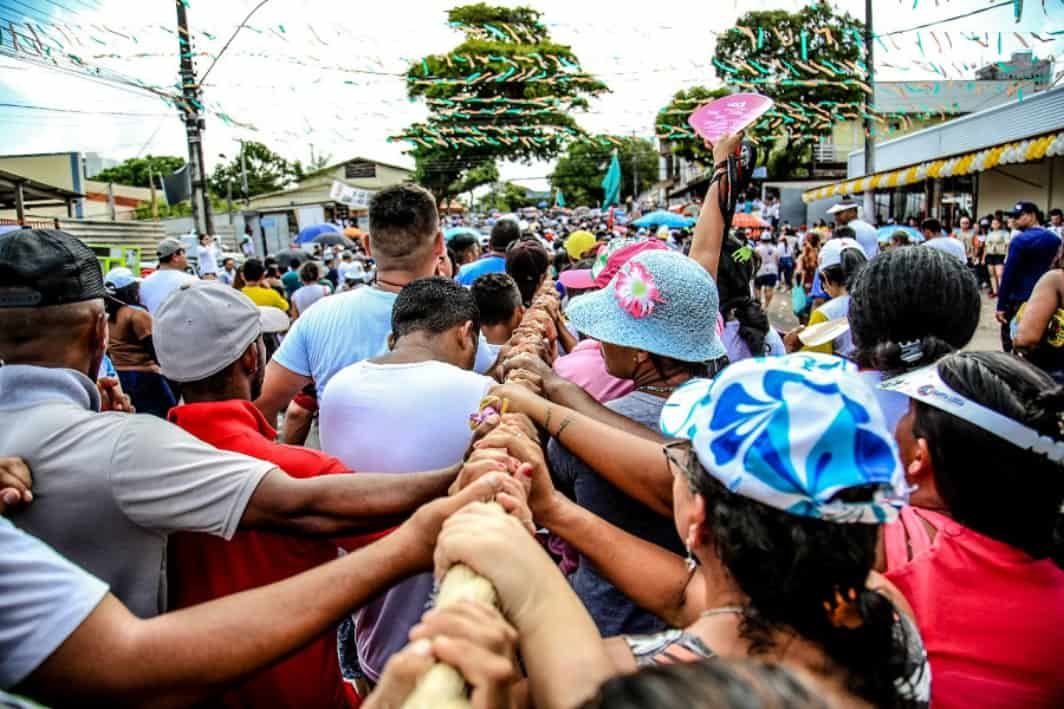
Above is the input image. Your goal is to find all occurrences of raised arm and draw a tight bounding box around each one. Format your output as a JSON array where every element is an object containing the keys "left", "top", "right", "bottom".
[
  {"left": 240, "top": 465, "right": 459, "bottom": 536},
  {"left": 688, "top": 133, "right": 743, "bottom": 281}
]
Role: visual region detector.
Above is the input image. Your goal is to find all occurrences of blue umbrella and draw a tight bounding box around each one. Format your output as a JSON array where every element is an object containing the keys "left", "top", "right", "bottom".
[
  {"left": 877, "top": 225, "right": 924, "bottom": 243},
  {"left": 445, "top": 226, "right": 479, "bottom": 242},
  {"left": 631, "top": 210, "right": 695, "bottom": 229},
  {"left": 294, "top": 222, "right": 341, "bottom": 244}
]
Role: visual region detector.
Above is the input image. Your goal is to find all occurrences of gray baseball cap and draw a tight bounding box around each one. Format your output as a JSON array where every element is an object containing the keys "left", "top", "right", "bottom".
[
  {"left": 157, "top": 237, "right": 184, "bottom": 259},
  {"left": 154, "top": 282, "right": 290, "bottom": 382}
]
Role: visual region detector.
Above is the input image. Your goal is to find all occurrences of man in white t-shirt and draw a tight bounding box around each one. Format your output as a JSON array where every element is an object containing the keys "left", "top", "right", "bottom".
[
  {"left": 921, "top": 218, "right": 966, "bottom": 263},
  {"left": 139, "top": 238, "right": 198, "bottom": 313},
  {"left": 195, "top": 234, "right": 220, "bottom": 278},
  {"left": 827, "top": 199, "right": 879, "bottom": 260},
  {"left": 338, "top": 252, "right": 366, "bottom": 285},
  {"left": 754, "top": 234, "right": 780, "bottom": 309},
  {"left": 256, "top": 184, "right": 497, "bottom": 423},
  {"left": 319, "top": 276, "right": 493, "bottom": 687}
]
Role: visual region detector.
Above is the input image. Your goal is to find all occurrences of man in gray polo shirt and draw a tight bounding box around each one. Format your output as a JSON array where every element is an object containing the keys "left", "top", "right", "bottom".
[{"left": 0, "top": 229, "right": 461, "bottom": 618}]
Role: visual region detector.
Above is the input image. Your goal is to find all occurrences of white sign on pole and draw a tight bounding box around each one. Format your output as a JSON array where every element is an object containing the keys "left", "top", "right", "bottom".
[{"left": 330, "top": 181, "right": 372, "bottom": 208}]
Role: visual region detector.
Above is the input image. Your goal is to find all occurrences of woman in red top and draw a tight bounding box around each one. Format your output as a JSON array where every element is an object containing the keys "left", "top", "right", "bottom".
[{"left": 880, "top": 351, "right": 1064, "bottom": 708}]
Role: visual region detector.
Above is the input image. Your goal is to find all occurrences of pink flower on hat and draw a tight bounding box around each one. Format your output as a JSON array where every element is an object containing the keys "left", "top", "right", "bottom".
[{"left": 614, "top": 260, "right": 664, "bottom": 318}]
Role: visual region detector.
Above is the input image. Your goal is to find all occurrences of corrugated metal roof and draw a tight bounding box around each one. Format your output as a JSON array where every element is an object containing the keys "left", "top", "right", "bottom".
[{"left": 849, "top": 84, "right": 1064, "bottom": 177}]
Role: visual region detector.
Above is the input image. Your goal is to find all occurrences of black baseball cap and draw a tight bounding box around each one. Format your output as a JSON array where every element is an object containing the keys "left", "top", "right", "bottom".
[
  {"left": 0, "top": 229, "right": 105, "bottom": 308},
  {"left": 1011, "top": 201, "right": 1039, "bottom": 218}
]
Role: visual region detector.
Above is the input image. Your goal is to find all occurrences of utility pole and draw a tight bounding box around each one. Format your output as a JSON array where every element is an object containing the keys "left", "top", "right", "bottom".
[
  {"left": 862, "top": 0, "right": 876, "bottom": 220},
  {"left": 176, "top": 0, "right": 214, "bottom": 236}
]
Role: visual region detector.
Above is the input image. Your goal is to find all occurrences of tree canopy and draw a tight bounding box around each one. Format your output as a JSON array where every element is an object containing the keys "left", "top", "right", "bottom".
[
  {"left": 550, "top": 136, "right": 658, "bottom": 207},
  {"left": 94, "top": 155, "right": 185, "bottom": 188},
  {"left": 208, "top": 141, "right": 302, "bottom": 198},
  {"left": 394, "top": 3, "right": 608, "bottom": 204},
  {"left": 655, "top": 86, "right": 730, "bottom": 164},
  {"left": 713, "top": 0, "right": 865, "bottom": 144},
  {"left": 478, "top": 181, "right": 537, "bottom": 212}
]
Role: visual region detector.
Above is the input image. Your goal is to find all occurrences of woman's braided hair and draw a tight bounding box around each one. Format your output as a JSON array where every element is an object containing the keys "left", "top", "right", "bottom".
[{"left": 849, "top": 247, "right": 980, "bottom": 375}]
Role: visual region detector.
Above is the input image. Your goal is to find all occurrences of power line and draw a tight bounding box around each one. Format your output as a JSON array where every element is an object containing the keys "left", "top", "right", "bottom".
[
  {"left": 879, "top": 1, "right": 1014, "bottom": 37},
  {"left": 0, "top": 101, "right": 169, "bottom": 117},
  {"left": 199, "top": 0, "right": 274, "bottom": 83}
]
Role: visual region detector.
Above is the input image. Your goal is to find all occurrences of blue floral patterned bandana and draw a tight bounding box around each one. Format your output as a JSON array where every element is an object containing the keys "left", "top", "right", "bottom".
[{"left": 660, "top": 353, "right": 908, "bottom": 524}]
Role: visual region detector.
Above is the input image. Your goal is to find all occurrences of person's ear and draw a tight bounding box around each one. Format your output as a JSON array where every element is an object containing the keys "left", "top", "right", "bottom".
[
  {"left": 361, "top": 234, "right": 372, "bottom": 257},
  {"left": 906, "top": 437, "right": 935, "bottom": 486},
  {"left": 685, "top": 493, "right": 707, "bottom": 550},
  {"left": 241, "top": 340, "right": 259, "bottom": 376},
  {"left": 387, "top": 332, "right": 397, "bottom": 351},
  {"left": 433, "top": 231, "right": 445, "bottom": 258},
  {"left": 458, "top": 320, "right": 476, "bottom": 349}
]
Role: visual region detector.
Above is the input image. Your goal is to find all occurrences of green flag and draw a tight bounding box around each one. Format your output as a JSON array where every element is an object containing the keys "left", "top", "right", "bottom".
[
  {"left": 554, "top": 189, "right": 566, "bottom": 208},
  {"left": 601, "top": 152, "right": 621, "bottom": 208}
]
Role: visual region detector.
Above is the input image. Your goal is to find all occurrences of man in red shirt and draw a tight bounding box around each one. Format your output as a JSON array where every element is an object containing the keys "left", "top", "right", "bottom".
[{"left": 153, "top": 283, "right": 457, "bottom": 708}]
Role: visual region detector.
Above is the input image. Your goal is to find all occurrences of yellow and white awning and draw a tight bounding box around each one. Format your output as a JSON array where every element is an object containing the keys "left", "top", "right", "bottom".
[{"left": 802, "top": 131, "right": 1064, "bottom": 203}]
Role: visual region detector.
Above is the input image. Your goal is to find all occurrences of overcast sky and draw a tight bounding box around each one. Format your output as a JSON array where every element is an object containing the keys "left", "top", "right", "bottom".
[{"left": 0, "top": 0, "right": 1059, "bottom": 190}]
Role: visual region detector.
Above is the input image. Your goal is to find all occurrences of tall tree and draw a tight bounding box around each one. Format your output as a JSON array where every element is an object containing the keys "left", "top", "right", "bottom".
[
  {"left": 550, "top": 136, "right": 658, "bottom": 207},
  {"left": 713, "top": 0, "right": 864, "bottom": 146},
  {"left": 394, "top": 3, "right": 608, "bottom": 204},
  {"left": 655, "top": 86, "right": 730, "bottom": 165},
  {"left": 479, "top": 181, "right": 536, "bottom": 212},
  {"left": 208, "top": 141, "right": 301, "bottom": 198},
  {"left": 93, "top": 155, "right": 186, "bottom": 188}
]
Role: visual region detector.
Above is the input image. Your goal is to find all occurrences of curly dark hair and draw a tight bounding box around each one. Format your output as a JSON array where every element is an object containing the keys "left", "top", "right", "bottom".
[
  {"left": 912, "top": 352, "right": 1064, "bottom": 567},
  {"left": 686, "top": 467, "right": 917, "bottom": 708},
  {"left": 849, "top": 247, "right": 979, "bottom": 375},
  {"left": 581, "top": 658, "right": 826, "bottom": 709}
]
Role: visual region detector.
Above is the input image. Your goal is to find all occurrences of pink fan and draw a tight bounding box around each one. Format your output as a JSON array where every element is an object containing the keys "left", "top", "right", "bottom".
[{"left": 687, "top": 93, "right": 774, "bottom": 144}]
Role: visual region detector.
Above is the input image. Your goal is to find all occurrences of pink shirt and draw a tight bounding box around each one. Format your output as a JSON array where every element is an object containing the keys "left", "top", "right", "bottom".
[
  {"left": 884, "top": 507, "right": 1064, "bottom": 709},
  {"left": 553, "top": 339, "right": 634, "bottom": 403}
]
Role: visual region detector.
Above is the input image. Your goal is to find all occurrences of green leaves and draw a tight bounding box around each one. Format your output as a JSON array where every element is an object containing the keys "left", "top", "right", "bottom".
[{"left": 397, "top": 3, "right": 607, "bottom": 203}]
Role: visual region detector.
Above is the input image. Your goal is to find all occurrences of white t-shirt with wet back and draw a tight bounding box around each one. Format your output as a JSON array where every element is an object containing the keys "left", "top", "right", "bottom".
[{"left": 319, "top": 358, "right": 493, "bottom": 683}]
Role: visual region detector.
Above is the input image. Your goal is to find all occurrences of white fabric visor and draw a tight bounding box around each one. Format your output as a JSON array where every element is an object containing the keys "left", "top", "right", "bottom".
[{"left": 880, "top": 365, "right": 1063, "bottom": 465}]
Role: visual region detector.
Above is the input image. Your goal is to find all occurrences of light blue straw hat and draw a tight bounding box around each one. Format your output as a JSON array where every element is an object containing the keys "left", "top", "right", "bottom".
[
  {"left": 565, "top": 250, "right": 726, "bottom": 363},
  {"left": 659, "top": 353, "right": 907, "bottom": 524}
]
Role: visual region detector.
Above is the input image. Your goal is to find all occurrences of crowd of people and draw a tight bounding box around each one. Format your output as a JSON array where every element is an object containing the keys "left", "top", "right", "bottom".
[{"left": 1, "top": 131, "right": 1062, "bottom": 709}]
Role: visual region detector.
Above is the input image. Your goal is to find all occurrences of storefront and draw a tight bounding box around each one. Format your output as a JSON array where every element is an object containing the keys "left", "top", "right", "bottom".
[{"left": 803, "top": 85, "right": 1064, "bottom": 222}]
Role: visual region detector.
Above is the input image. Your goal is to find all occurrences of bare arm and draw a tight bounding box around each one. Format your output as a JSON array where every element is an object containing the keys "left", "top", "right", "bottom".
[
  {"left": 1014, "top": 270, "right": 1063, "bottom": 350},
  {"left": 485, "top": 384, "right": 673, "bottom": 516},
  {"left": 239, "top": 466, "right": 459, "bottom": 536},
  {"left": 254, "top": 359, "right": 311, "bottom": 422},
  {"left": 540, "top": 492, "right": 702, "bottom": 628},
  {"left": 433, "top": 503, "right": 615, "bottom": 709},
  {"left": 499, "top": 358, "right": 663, "bottom": 441},
  {"left": 17, "top": 476, "right": 505, "bottom": 708},
  {"left": 688, "top": 133, "right": 743, "bottom": 281}
]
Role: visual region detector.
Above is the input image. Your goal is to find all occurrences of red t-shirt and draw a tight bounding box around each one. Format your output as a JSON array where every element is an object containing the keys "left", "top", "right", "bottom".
[
  {"left": 167, "top": 400, "right": 372, "bottom": 709},
  {"left": 885, "top": 507, "right": 1064, "bottom": 708}
]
